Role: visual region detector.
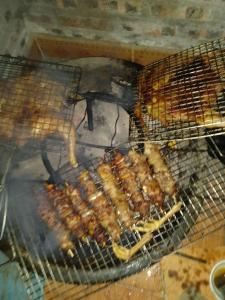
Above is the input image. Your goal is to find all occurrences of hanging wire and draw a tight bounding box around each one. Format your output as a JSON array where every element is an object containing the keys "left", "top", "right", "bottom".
[
  {"left": 75, "top": 101, "right": 121, "bottom": 150},
  {"left": 76, "top": 106, "right": 87, "bottom": 130},
  {"left": 70, "top": 98, "right": 122, "bottom": 155},
  {"left": 110, "top": 102, "right": 120, "bottom": 147}
]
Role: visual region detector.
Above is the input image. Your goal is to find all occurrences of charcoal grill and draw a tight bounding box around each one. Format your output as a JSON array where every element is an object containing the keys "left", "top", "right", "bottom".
[
  {"left": 129, "top": 38, "right": 225, "bottom": 142},
  {"left": 1, "top": 137, "right": 225, "bottom": 300},
  {"left": 1, "top": 50, "right": 225, "bottom": 300}
]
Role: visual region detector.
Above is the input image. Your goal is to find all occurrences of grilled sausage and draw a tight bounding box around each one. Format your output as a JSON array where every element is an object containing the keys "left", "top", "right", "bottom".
[
  {"left": 128, "top": 150, "right": 164, "bottom": 207},
  {"left": 37, "top": 192, "right": 74, "bottom": 255},
  {"left": 144, "top": 143, "right": 176, "bottom": 197},
  {"left": 79, "top": 170, "right": 121, "bottom": 241},
  {"left": 46, "top": 184, "right": 87, "bottom": 240},
  {"left": 97, "top": 163, "right": 133, "bottom": 228},
  {"left": 113, "top": 152, "right": 149, "bottom": 217},
  {"left": 65, "top": 185, "right": 106, "bottom": 244}
]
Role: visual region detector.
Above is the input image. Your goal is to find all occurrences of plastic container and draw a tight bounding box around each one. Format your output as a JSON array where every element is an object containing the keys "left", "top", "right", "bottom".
[{"left": 210, "top": 260, "right": 225, "bottom": 300}]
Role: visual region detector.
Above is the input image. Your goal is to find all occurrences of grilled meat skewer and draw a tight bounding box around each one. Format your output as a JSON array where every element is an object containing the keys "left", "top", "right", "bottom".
[
  {"left": 46, "top": 184, "right": 87, "bottom": 241},
  {"left": 37, "top": 192, "right": 74, "bottom": 256},
  {"left": 144, "top": 143, "right": 176, "bottom": 197},
  {"left": 128, "top": 150, "right": 164, "bottom": 207},
  {"left": 97, "top": 163, "right": 133, "bottom": 228},
  {"left": 79, "top": 170, "right": 121, "bottom": 241},
  {"left": 113, "top": 152, "right": 149, "bottom": 217},
  {"left": 65, "top": 185, "right": 106, "bottom": 244}
]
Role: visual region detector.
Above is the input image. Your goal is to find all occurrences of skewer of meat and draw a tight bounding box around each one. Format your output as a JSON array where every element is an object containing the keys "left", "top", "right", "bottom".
[
  {"left": 45, "top": 184, "right": 87, "bottom": 241},
  {"left": 79, "top": 170, "right": 121, "bottom": 241},
  {"left": 113, "top": 152, "right": 149, "bottom": 217},
  {"left": 128, "top": 150, "right": 164, "bottom": 207},
  {"left": 144, "top": 143, "right": 176, "bottom": 197},
  {"left": 97, "top": 163, "right": 133, "bottom": 228},
  {"left": 36, "top": 192, "right": 74, "bottom": 257},
  {"left": 65, "top": 184, "right": 106, "bottom": 244}
]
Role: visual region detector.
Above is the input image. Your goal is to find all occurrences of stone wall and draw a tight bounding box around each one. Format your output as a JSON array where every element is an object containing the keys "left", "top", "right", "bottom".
[{"left": 24, "top": 0, "right": 225, "bottom": 52}]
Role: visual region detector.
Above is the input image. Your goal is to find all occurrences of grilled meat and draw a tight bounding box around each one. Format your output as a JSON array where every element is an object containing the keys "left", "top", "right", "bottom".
[
  {"left": 79, "top": 170, "right": 121, "bottom": 241},
  {"left": 0, "top": 73, "right": 77, "bottom": 166},
  {"left": 135, "top": 53, "right": 225, "bottom": 130},
  {"left": 97, "top": 163, "right": 133, "bottom": 228},
  {"left": 144, "top": 143, "right": 176, "bottom": 197},
  {"left": 46, "top": 184, "right": 87, "bottom": 240},
  {"left": 37, "top": 147, "right": 176, "bottom": 254},
  {"left": 128, "top": 150, "right": 164, "bottom": 207},
  {"left": 37, "top": 192, "right": 74, "bottom": 255},
  {"left": 65, "top": 185, "right": 106, "bottom": 244},
  {"left": 113, "top": 152, "right": 149, "bottom": 217}
]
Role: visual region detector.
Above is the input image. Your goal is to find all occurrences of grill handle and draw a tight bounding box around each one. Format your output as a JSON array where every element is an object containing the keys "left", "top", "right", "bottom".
[
  {"left": 86, "top": 95, "right": 94, "bottom": 131},
  {"left": 41, "top": 142, "right": 64, "bottom": 186},
  {"left": 0, "top": 186, "right": 8, "bottom": 240},
  {"left": 0, "top": 146, "right": 15, "bottom": 240}
]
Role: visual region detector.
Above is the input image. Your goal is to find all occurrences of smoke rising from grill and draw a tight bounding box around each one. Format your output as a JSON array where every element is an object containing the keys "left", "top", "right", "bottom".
[{"left": 2, "top": 57, "right": 225, "bottom": 284}]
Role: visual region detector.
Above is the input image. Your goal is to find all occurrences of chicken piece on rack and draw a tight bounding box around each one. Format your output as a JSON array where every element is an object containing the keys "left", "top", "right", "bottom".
[
  {"left": 144, "top": 143, "right": 176, "bottom": 197},
  {"left": 113, "top": 152, "right": 150, "bottom": 218},
  {"left": 97, "top": 163, "right": 133, "bottom": 228},
  {"left": 65, "top": 185, "right": 106, "bottom": 244},
  {"left": 79, "top": 170, "right": 121, "bottom": 241},
  {"left": 36, "top": 192, "right": 74, "bottom": 257},
  {"left": 0, "top": 73, "right": 77, "bottom": 167},
  {"left": 135, "top": 52, "right": 225, "bottom": 130},
  {"left": 45, "top": 184, "right": 87, "bottom": 241},
  {"left": 128, "top": 150, "right": 164, "bottom": 207}
]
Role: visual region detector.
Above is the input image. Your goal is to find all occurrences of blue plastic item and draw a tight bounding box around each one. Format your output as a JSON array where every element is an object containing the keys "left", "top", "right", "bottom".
[{"left": 0, "top": 250, "right": 45, "bottom": 300}]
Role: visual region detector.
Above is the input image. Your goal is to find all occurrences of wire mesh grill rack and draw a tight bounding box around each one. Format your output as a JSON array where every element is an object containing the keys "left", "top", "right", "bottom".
[
  {"left": 129, "top": 38, "right": 225, "bottom": 142},
  {"left": 0, "top": 55, "right": 81, "bottom": 152},
  {"left": 1, "top": 138, "right": 225, "bottom": 299},
  {"left": 0, "top": 145, "right": 15, "bottom": 242}
]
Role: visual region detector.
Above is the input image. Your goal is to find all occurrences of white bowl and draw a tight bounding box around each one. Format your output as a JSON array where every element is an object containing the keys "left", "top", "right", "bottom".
[{"left": 210, "top": 260, "right": 225, "bottom": 300}]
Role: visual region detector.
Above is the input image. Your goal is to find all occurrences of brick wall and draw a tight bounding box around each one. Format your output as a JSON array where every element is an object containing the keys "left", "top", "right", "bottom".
[
  {"left": 23, "top": 0, "right": 225, "bottom": 51},
  {"left": 1, "top": 0, "right": 225, "bottom": 55}
]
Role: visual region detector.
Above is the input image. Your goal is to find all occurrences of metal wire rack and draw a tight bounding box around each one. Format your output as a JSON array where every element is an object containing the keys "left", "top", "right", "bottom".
[
  {"left": 1, "top": 138, "right": 225, "bottom": 299},
  {"left": 129, "top": 38, "right": 225, "bottom": 141},
  {"left": 0, "top": 55, "right": 81, "bottom": 153},
  {"left": 0, "top": 144, "right": 16, "bottom": 242}
]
